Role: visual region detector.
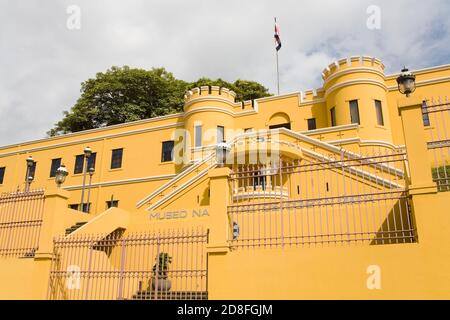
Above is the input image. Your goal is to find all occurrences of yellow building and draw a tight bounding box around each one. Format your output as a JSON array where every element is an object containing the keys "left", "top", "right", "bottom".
[{"left": 0, "top": 56, "right": 449, "bottom": 300}]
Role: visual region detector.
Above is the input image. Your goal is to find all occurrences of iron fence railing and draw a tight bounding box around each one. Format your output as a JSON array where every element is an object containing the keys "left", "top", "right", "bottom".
[
  {"left": 0, "top": 189, "right": 45, "bottom": 258},
  {"left": 423, "top": 98, "right": 450, "bottom": 192},
  {"left": 48, "top": 228, "right": 208, "bottom": 300},
  {"left": 228, "top": 149, "right": 415, "bottom": 248}
]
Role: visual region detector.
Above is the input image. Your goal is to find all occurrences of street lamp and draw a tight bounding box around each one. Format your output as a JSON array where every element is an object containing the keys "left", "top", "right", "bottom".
[
  {"left": 216, "top": 141, "right": 231, "bottom": 167},
  {"left": 25, "top": 156, "right": 34, "bottom": 192},
  {"left": 396, "top": 67, "right": 416, "bottom": 97},
  {"left": 80, "top": 146, "right": 92, "bottom": 213},
  {"left": 85, "top": 167, "right": 95, "bottom": 214},
  {"left": 55, "top": 164, "right": 68, "bottom": 188}
]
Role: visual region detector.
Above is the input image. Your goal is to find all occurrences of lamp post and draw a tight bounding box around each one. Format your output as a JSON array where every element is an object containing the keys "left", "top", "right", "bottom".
[
  {"left": 216, "top": 141, "right": 231, "bottom": 167},
  {"left": 396, "top": 67, "right": 416, "bottom": 97},
  {"left": 55, "top": 164, "right": 69, "bottom": 188},
  {"left": 80, "top": 146, "right": 92, "bottom": 213},
  {"left": 25, "top": 156, "right": 34, "bottom": 192},
  {"left": 85, "top": 167, "right": 95, "bottom": 214}
]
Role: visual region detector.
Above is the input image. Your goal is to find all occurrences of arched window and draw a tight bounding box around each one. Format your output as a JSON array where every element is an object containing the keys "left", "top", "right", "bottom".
[{"left": 268, "top": 112, "right": 291, "bottom": 130}]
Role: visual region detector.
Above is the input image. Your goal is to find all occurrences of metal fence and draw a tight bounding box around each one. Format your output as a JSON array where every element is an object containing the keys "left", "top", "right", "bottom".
[
  {"left": 0, "top": 189, "right": 45, "bottom": 258},
  {"left": 48, "top": 228, "right": 208, "bottom": 300},
  {"left": 228, "top": 149, "right": 415, "bottom": 248},
  {"left": 423, "top": 98, "right": 450, "bottom": 192}
]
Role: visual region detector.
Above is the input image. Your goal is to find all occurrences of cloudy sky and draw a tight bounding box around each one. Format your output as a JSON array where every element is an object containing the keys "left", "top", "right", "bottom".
[{"left": 0, "top": 0, "right": 449, "bottom": 146}]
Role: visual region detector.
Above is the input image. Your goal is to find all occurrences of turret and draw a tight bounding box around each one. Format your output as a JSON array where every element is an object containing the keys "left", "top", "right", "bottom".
[
  {"left": 322, "top": 56, "right": 392, "bottom": 142},
  {"left": 182, "top": 87, "right": 237, "bottom": 162}
]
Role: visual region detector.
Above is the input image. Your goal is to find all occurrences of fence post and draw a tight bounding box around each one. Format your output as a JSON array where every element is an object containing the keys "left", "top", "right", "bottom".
[
  {"left": 397, "top": 97, "right": 437, "bottom": 242},
  {"left": 33, "top": 188, "right": 70, "bottom": 299},
  {"left": 206, "top": 167, "right": 231, "bottom": 299}
]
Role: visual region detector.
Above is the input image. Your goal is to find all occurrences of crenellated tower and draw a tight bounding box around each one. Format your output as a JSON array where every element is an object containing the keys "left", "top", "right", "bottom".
[
  {"left": 322, "top": 56, "right": 392, "bottom": 142},
  {"left": 182, "top": 86, "right": 237, "bottom": 161}
]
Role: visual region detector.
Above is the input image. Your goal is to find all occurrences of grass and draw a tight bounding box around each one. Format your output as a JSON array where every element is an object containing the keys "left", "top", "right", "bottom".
[{"left": 432, "top": 165, "right": 450, "bottom": 192}]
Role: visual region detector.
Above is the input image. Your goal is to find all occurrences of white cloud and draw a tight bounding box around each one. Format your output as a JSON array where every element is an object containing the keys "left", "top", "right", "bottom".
[{"left": 0, "top": 0, "right": 449, "bottom": 145}]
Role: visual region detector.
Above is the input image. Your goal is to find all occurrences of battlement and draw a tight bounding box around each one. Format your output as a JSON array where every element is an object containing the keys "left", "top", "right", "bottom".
[
  {"left": 322, "top": 56, "right": 385, "bottom": 81},
  {"left": 184, "top": 86, "right": 237, "bottom": 104}
]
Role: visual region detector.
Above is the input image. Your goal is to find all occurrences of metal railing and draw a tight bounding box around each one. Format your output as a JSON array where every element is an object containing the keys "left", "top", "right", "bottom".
[
  {"left": 47, "top": 228, "right": 208, "bottom": 300},
  {"left": 423, "top": 98, "right": 450, "bottom": 192},
  {"left": 228, "top": 149, "right": 415, "bottom": 248},
  {"left": 0, "top": 189, "right": 45, "bottom": 258}
]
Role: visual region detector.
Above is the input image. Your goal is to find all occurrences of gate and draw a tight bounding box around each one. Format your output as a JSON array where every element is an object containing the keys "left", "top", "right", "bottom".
[
  {"left": 228, "top": 148, "right": 415, "bottom": 248},
  {"left": 0, "top": 189, "right": 45, "bottom": 258},
  {"left": 47, "top": 228, "right": 208, "bottom": 300},
  {"left": 422, "top": 98, "right": 450, "bottom": 192}
]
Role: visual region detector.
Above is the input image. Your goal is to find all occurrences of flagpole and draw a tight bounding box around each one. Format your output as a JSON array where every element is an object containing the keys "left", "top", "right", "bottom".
[
  {"left": 276, "top": 48, "right": 280, "bottom": 95},
  {"left": 274, "top": 17, "right": 280, "bottom": 95}
]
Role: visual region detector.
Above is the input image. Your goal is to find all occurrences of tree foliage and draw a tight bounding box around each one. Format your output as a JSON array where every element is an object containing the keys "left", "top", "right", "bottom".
[
  {"left": 188, "top": 78, "right": 271, "bottom": 102},
  {"left": 48, "top": 66, "right": 271, "bottom": 136}
]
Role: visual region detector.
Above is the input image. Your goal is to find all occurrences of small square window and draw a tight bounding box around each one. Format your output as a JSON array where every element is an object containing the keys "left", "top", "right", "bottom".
[
  {"left": 74, "top": 153, "right": 96, "bottom": 174},
  {"left": 74, "top": 155, "right": 84, "bottom": 174},
  {"left": 217, "top": 126, "right": 225, "bottom": 143},
  {"left": 111, "top": 149, "right": 123, "bottom": 169},
  {"left": 26, "top": 161, "right": 37, "bottom": 180},
  {"left": 375, "top": 100, "right": 384, "bottom": 126},
  {"left": 330, "top": 107, "right": 337, "bottom": 127},
  {"left": 422, "top": 101, "right": 431, "bottom": 127},
  {"left": 0, "top": 167, "right": 5, "bottom": 184},
  {"left": 50, "top": 158, "right": 62, "bottom": 178},
  {"left": 349, "top": 100, "right": 360, "bottom": 125},
  {"left": 161, "top": 141, "right": 175, "bottom": 162},
  {"left": 195, "top": 126, "right": 202, "bottom": 148},
  {"left": 307, "top": 118, "right": 317, "bottom": 130},
  {"left": 106, "top": 200, "right": 119, "bottom": 209}
]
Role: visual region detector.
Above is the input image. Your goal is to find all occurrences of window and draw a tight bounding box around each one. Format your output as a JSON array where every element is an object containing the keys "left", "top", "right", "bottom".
[
  {"left": 374, "top": 100, "right": 384, "bottom": 126},
  {"left": 69, "top": 203, "right": 91, "bottom": 212},
  {"left": 74, "top": 153, "right": 96, "bottom": 174},
  {"left": 217, "top": 126, "right": 225, "bottom": 143},
  {"left": 330, "top": 107, "right": 336, "bottom": 127},
  {"left": 106, "top": 200, "right": 119, "bottom": 209},
  {"left": 87, "top": 153, "right": 97, "bottom": 170},
  {"left": 111, "top": 148, "right": 123, "bottom": 169},
  {"left": 69, "top": 204, "right": 79, "bottom": 210},
  {"left": 161, "top": 141, "right": 175, "bottom": 162},
  {"left": 349, "top": 100, "right": 360, "bottom": 124},
  {"left": 50, "top": 158, "right": 62, "bottom": 178},
  {"left": 269, "top": 123, "right": 291, "bottom": 130},
  {"left": 195, "top": 125, "right": 202, "bottom": 147},
  {"left": 422, "top": 101, "right": 431, "bottom": 127},
  {"left": 307, "top": 118, "right": 317, "bottom": 130},
  {"left": 25, "top": 161, "right": 37, "bottom": 180},
  {"left": 252, "top": 170, "right": 266, "bottom": 191},
  {"left": 0, "top": 167, "right": 5, "bottom": 184},
  {"left": 74, "top": 155, "right": 84, "bottom": 174},
  {"left": 81, "top": 203, "right": 91, "bottom": 213}
]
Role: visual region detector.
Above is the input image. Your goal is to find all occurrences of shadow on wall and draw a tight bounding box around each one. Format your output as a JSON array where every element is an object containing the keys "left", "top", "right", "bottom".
[{"left": 370, "top": 198, "right": 416, "bottom": 245}]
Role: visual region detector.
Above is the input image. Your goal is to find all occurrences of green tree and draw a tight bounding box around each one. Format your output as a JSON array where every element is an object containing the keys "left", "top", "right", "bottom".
[
  {"left": 49, "top": 67, "right": 271, "bottom": 136},
  {"left": 48, "top": 66, "right": 188, "bottom": 136},
  {"left": 189, "top": 78, "right": 271, "bottom": 102}
]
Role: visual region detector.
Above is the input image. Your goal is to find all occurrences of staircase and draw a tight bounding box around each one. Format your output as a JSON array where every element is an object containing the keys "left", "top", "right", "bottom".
[
  {"left": 136, "top": 154, "right": 217, "bottom": 211},
  {"left": 136, "top": 128, "right": 406, "bottom": 211},
  {"left": 65, "top": 222, "right": 87, "bottom": 235}
]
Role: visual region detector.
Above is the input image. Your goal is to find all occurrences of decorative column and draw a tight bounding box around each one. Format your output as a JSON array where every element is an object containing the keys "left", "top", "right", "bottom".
[
  {"left": 33, "top": 188, "right": 70, "bottom": 299},
  {"left": 397, "top": 96, "right": 437, "bottom": 242},
  {"left": 206, "top": 167, "right": 232, "bottom": 299}
]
